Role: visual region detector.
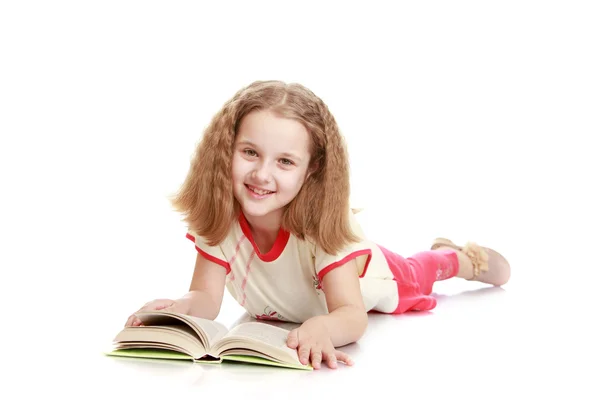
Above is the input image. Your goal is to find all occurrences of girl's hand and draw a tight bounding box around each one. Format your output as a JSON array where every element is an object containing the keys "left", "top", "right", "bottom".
[
  {"left": 286, "top": 317, "right": 354, "bottom": 369},
  {"left": 125, "top": 298, "right": 191, "bottom": 327}
]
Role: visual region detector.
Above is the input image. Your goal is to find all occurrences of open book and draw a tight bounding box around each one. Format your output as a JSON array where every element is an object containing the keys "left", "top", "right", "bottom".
[{"left": 106, "top": 310, "right": 312, "bottom": 370}]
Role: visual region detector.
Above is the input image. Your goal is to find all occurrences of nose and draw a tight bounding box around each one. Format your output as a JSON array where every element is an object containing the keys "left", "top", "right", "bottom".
[{"left": 253, "top": 161, "right": 273, "bottom": 183}]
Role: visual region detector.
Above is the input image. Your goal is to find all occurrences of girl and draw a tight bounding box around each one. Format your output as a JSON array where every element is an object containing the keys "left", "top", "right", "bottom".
[{"left": 125, "top": 80, "right": 511, "bottom": 370}]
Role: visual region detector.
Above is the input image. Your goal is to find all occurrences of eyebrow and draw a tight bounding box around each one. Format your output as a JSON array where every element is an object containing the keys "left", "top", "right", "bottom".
[{"left": 236, "top": 139, "right": 303, "bottom": 160}]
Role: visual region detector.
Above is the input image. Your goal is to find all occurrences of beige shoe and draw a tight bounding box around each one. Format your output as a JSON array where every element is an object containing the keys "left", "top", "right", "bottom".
[{"left": 431, "top": 238, "right": 511, "bottom": 286}]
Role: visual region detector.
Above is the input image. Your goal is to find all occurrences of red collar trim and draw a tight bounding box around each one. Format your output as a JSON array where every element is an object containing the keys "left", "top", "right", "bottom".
[{"left": 238, "top": 213, "right": 290, "bottom": 262}]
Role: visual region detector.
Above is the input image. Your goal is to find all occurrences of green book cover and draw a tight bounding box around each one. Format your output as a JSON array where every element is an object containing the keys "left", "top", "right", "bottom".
[{"left": 105, "top": 348, "right": 312, "bottom": 371}]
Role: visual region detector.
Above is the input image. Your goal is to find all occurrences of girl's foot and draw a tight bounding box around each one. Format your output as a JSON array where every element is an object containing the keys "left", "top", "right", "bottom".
[{"left": 431, "top": 238, "right": 511, "bottom": 286}]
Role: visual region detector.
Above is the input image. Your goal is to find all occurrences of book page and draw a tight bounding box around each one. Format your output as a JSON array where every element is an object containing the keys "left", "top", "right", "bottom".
[
  {"left": 180, "top": 315, "right": 229, "bottom": 346},
  {"left": 136, "top": 311, "right": 228, "bottom": 348},
  {"left": 214, "top": 322, "right": 301, "bottom": 365},
  {"left": 225, "top": 322, "right": 292, "bottom": 350},
  {"left": 113, "top": 326, "right": 207, "bottom": 359}
]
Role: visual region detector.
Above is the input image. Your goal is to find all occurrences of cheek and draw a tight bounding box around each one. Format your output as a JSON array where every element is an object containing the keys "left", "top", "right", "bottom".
[
  {"left": 231, "top": 157, "right": 246, "bottom": 182},
  {"left": 278, "top": 171, "right": 307, "bottom": 194}
]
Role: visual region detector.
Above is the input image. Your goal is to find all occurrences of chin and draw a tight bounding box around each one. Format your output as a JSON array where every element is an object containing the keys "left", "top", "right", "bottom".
[
  {"left": 241, "top": 202, "right": 286, "bottom": 221},
  {"left": 241, "top": 208, "right": 268, "bottom": 218},
  {"left": 238, "top": 203, "right": 270, "bottom": 217}
]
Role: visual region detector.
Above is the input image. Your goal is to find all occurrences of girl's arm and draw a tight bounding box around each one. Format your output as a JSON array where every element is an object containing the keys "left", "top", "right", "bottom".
[
  {"left": 125, "top": 253, "right": 227, "bottom": 326},
  {"left": 316, "top": 258, "right": 368, "bottom": 346},
  {"left": 181, "top": 253, "right": 228, "bottom": 320},
  {"left": 286, "top": 258, "right": 367, "bottom": 369}
]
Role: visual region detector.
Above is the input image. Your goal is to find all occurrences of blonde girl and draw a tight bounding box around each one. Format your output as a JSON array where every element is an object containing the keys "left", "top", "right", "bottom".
[{"left": 125, "top": 80, "right": 510, "bottom": 369}]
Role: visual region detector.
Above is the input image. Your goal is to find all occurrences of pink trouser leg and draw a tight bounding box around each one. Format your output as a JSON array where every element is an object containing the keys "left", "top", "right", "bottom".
[{"left": 378, "top": 246, "right": 459, "bottom": 314}]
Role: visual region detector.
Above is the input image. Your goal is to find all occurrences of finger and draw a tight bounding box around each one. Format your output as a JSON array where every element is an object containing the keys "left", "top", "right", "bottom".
[
  {"left": 155, "top": 302, "right": 173, "bottom": 310},
  {"left": 128, "top": 315, "right": 142, "bottom": 327},
  {"left": 125, "top": 315, "right": 134, "bottom": 327},
  {"left": 139, "top": 299, "right": 171, "bottom": 313},
  {"left": 334, "top": 350, "right": 354, "bottom": 366},
  {"left": 125, "top": 315, "right": 138, "bottom": 327},
  {"left": 297, "top": 340, "right": 311, "bottom": 365},
  {"left": 310, "top": 348, "right": 323, "bottom": 370},
  {"left": 164, "top": 302, "right": 185, "bottom": 315},
  {"left": 286, "top": 329, "right": 299, "bottom": 349},
  {"left": 323, "top": 351, "right": 338, "bottom": 369}
]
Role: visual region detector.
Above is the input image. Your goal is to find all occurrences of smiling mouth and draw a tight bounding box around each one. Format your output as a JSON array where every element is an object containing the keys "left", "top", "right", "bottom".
[{"left": 245, "top": 184, "right": 275, "bottom": 195}]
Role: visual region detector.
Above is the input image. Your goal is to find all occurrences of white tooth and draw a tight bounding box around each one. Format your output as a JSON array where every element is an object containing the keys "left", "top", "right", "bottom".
[{"left": 251, "top": 186, "right": 270, "bottom": 195}]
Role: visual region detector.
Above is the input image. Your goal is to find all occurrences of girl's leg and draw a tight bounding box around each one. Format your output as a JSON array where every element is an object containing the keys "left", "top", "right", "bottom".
[
  {"left": 440, "top": 247, "right": 477, "bottom": 279},
  {"left": 378, "top": 245, "right": 461, "bottom": 313},
  {"left": 402, "top": 248, "right": 481, "bottom": 288},
  {"left": 404, "top": 248, "right": 461, "bottom": 294}
]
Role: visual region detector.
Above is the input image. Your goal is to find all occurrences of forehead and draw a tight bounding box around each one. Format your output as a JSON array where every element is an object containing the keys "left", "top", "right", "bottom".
[{"left": 236, "top": 110, "right": 311, "bottom": 152}]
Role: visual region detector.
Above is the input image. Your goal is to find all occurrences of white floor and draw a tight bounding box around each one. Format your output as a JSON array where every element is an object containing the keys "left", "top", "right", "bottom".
[
  {"left": 10, "top": 249, "right": 599, "bottom": 399},
  {"left": 2, "top": 2, "right": 599, "bottom": 399}
]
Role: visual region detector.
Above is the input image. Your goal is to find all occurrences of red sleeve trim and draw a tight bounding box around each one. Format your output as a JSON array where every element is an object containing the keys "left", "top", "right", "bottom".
[
  {"left": 317, "top": 249, "right": 372, "bottom": 281},
  {"left": 186, "top": 233, "right": 231, "bottom": 274}
]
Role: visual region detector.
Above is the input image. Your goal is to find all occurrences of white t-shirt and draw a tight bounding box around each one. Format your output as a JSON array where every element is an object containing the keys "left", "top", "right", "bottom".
[{"left": 186, "top": 209, "right": 401, "bottom": 323}]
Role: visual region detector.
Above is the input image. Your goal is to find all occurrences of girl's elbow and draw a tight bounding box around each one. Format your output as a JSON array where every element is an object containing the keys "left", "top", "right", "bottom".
[
  {"left": 360, "top": 311, "right": 369, "bottom": 334},
  {"left": 352, "top": 307, "right": 369, "bottom": 340}
]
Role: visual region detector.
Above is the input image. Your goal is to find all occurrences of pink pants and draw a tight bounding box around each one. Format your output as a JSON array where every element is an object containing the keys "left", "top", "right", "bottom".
[{"left": 378, "top": 245, "right": 459, "bottom": 314}]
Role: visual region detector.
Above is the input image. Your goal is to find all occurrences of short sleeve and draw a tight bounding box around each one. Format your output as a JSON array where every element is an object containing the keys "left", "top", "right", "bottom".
[
  {"left": 315, "top": 208, "right": 372, "bottom": 281},
  {"left": 185, "top": 231, "right": 231, "bottom": 274}
]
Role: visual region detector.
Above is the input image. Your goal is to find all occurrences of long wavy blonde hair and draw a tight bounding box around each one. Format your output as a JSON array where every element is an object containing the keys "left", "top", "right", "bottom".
[{"left": 171, "top": 80, "right": 359, "bottom": 255}]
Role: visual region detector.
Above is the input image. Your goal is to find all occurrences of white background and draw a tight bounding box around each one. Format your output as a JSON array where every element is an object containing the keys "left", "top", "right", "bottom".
[{"left": 1, "top": 1, "right": 598, "bottom": 399}]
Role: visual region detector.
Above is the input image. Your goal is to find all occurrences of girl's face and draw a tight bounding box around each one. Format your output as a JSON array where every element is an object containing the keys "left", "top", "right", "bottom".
[{"left": 232, "top": 109, "right": 312, "bottom": 226}]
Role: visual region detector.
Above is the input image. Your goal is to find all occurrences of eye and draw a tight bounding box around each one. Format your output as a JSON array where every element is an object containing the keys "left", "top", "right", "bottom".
[
  {"left": 243, "top": 149, "right": 258, "bottom": 157},
  {"left": 279, "top": 158, "right": 294, "bottom": 166}
]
